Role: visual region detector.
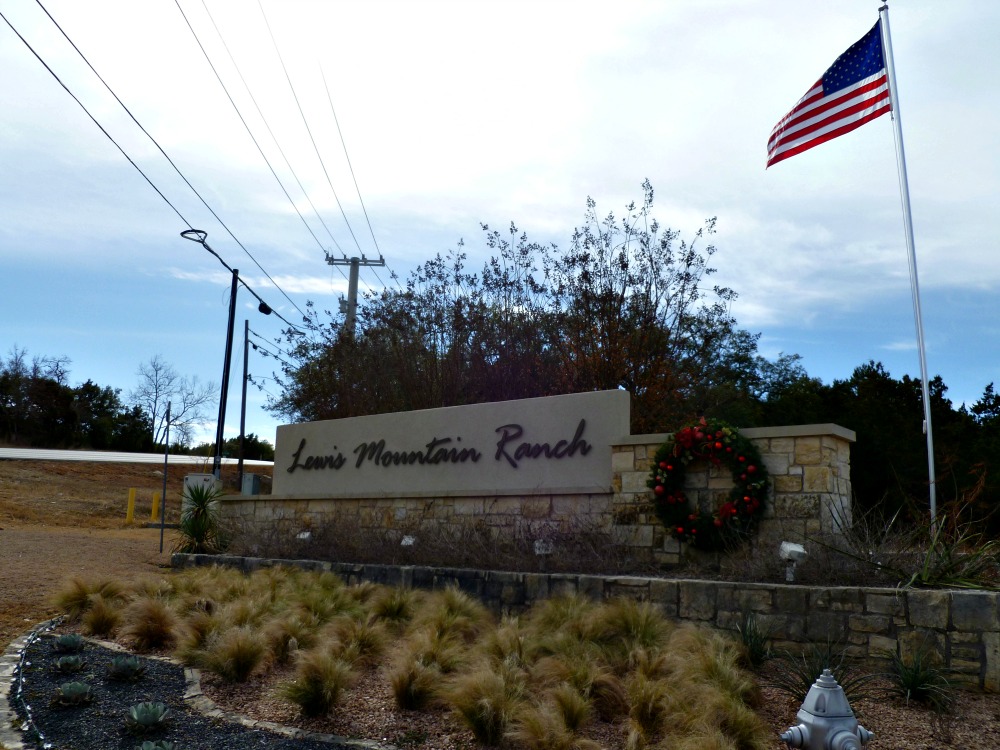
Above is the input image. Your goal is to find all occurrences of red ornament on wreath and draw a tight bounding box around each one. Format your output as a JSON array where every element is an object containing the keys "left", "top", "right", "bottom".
[{"left": 647, "top": 417, "right": 769, "bottom": 551}]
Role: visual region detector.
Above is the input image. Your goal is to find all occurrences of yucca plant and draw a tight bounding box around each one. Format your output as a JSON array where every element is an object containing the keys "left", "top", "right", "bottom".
[
  {"left": 108, "top": 655, "right": 147, "bottom": 682},
  {"left": 885, "top": 642, "right": 955, "bottom": 712},
  {"left": 768, "top": 640, "right": 877, "bottom": 704},
  {"left": 735, "top": 610, "right": 772, "bottom": 669},
  {"left": 52, "top": 681, "right": 93, "bottom": 706},
  {"left": 174, "top": 482, "right": 224, "bottom": 554},
  {"left": 126, "top": 701, "right": 171, "bottom": 733}
]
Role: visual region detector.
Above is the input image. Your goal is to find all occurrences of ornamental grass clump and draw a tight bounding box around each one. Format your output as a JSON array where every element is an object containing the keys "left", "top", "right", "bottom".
[
  {"left": 447, "top": 662, "right": 527, "bottom": 746},
  {"left": 121, "top": 597, "right": 179, "bottom": 652},
  {"left": 200, "top": 626, "right": 268, "bottom": 683},
  {"left": 82, "top": 595, "right": 122, "bottom": 637},
  {"left": 280, "top": 649, "right": 356, "bottom": 717}
]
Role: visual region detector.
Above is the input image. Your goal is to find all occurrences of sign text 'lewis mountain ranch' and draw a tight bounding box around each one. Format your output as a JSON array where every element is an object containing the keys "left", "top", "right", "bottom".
[
  {"left": 287, "top": 418, "right": 593, "bottom": 474},
  {"left": 271, "top": 391, "right": 629, "bottom": 497}
]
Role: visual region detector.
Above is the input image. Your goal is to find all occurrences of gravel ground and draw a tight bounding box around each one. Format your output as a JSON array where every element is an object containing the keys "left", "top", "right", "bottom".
[
  {"left": 12, "top": 633, "right": 372, "bottom": 750},
  {"left": 4, "top": 460, "right": 1000, "bottom": 749}
]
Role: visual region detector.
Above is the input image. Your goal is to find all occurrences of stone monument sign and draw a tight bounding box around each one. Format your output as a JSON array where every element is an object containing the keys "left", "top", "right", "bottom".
[{"left": 272, "top": 390, "right": 630, "bottom": 497}]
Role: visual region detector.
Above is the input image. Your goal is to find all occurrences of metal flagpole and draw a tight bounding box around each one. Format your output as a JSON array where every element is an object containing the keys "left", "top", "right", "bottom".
[{"left": 879, "top": 1, "right": 938, "bottom": 532}]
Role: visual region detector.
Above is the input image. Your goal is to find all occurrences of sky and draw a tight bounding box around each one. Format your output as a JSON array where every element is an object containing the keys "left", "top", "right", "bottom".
[{"left": 2, "top": 0, "right": 998, "bottom": 449}]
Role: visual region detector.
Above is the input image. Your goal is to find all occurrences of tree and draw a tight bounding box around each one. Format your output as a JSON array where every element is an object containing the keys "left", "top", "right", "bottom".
[
  {"left": 0, "top": 346, "right": 73, "bottom": 446},
  {"left": 128, "top": 355, "right": 216, "bottom": 447},
  {"left": 269, "top": 182, "right": 770, "bottom": 434}
]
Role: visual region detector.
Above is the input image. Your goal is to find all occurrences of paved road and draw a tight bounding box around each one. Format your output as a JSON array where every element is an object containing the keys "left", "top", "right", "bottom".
[{"left": 0, "top": 447, "right": 273, "bottom": 466}]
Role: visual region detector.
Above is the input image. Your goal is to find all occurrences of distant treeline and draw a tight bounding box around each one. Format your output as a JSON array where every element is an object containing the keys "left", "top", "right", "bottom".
[{"left": 0, "top": 347, "right": 273, "bottom": 461}]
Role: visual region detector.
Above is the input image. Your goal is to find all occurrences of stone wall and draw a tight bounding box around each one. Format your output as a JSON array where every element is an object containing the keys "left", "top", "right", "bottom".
[
  {"left": 171, "top": 553, "right": 1000, "bottom": 693},
  {"left": 611, "top": 424, "right": 856, "bottom": 565},
  {"left": 221, "top": 424, "right": 855, "bottom": 564}
]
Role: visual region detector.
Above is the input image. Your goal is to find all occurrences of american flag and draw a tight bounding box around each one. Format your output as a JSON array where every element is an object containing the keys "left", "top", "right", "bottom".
[{"left": 766, "top": 20, "right": 890, "bottom": 168}]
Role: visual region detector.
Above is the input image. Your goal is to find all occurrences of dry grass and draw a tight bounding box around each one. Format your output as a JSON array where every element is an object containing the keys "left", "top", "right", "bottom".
[{"left": 42, "top": 566, "right": 772, "bottom": 748}]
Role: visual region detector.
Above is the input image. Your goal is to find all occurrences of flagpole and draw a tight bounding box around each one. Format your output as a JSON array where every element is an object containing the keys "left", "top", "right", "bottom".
[{"left": 879, "top": 1, "right": 937, "bottom": 532}]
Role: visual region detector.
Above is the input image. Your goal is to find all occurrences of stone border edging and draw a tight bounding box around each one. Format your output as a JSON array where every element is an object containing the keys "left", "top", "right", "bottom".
[{"left": 1, "top": 626, "right": 392, "bottom": 750}]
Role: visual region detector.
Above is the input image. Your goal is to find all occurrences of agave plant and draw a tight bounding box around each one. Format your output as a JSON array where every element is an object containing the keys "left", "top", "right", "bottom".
[
  {"left": 108, "top": 654, "right": 148, "bottom": 682},
  {"left": 52, "top": 681, "right": 94, "bottom": 706},
  {"left": 53, "top": 633, "right": 85, "bottom": 654},
  {"left": 127, "top": 701, "right": 171, "bottom": 733},
  {"left": 138, "top": 741, "right": 178, "bottom": 750},
  {"left": 55, "top": 655, "right": 86, "bottom": 674}
]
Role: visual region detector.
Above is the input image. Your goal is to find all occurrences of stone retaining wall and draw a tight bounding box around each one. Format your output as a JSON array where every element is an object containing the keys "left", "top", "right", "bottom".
[
  {"left": 171, "top": 553, "right": 1000, "bottom": 692},
  {"left": 222, "top": 424, "right": 855, "bottom": 564}
]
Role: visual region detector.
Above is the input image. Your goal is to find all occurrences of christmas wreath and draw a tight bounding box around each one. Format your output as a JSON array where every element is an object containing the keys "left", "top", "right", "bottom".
[{"left": 647, "top": 417, "right": 769, "bottom": 551}]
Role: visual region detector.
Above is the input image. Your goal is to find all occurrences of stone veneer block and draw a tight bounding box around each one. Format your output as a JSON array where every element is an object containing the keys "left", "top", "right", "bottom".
[
  {"left": 769, "top": 437, "right": 796, "bottom": 453},
  {"left": 951, "top": 591, "right": 1000, "bottom": 632},
  {"left": 802, "top": 466, "right": 833, "bottom": 493},
  {"left": 794, "top": 437, "right": 823, "bottom": 465},
  {"left": 679, "top": 580, "right": 717, "bottom": 620},
  {"left": 907, "top": 590, "right": 950, "bottom": 629},
  {"left": 773, "top": 474, "right": 804, "bottom": 493},
  {"left": 984, "top": 632, "right": 1000, "bottom": 692},
  {"left": 621, "top": 471, "right": 651, "bottom": 493},
  {"left": 865, "top": 591, "right": 905, "bottom": 618},
  {"left": 611, "top": 449, "right": 636, "bottom": 473}
]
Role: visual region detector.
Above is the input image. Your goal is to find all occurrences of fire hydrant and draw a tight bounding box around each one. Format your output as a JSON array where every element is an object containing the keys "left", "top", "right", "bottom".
[{"left": 780, "top": 669, "right": 873, "bottom": 750}]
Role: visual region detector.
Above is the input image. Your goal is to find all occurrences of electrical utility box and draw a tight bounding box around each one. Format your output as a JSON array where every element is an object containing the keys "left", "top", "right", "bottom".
[
  {"left": 241, "top": 473, "right": 261, "bottom": 496},
  {"left": 183, "top": 473, "right": 220, "bottom": 499}
]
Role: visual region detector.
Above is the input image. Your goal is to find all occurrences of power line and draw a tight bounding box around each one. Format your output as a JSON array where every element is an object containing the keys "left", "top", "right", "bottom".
[
  {"left": 1, "top": 7, "right": 192, "bottom": 226},
  {"left": 320, "top": 65, "right": 392, "bottom": 268},
  {"left": 256, "top": 0, "right": 364, "bottom": 259},
  {"left": 189, "top": 0, "right": 351, "bottom": 277},
  {"left": 28, "top": 0, "right": 311, "bottom": 324},
  {"left": 248, "top": 328, "right": 294, "bottom": 360}
]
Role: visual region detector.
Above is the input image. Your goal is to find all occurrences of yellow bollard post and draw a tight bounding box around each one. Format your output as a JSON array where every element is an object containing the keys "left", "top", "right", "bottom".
[
  {"left": 150, "top": 492, "right": 161, "bottom": 522},
  {"left": 126, "top": 488, "right": 136, "bottom": 524}
]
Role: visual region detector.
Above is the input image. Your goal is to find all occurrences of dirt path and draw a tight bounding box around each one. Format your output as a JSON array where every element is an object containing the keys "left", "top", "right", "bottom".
[
  {"left": 0, "top": 524, "right": 173, "bottom": 646},
  {"left": 0, "top": 459, "right": 243, "bottom": 648}
]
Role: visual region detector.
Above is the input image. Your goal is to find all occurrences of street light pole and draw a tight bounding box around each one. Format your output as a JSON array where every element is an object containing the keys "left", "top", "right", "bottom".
[
  {"left": 238, "top": 318, "right": 249, "bottom": 491},
  {"left": 213, "top": 267, "right": 239, "bottom": 480},
  {"left": 181, "top": 229, "right": 274, "bottom": 483}
]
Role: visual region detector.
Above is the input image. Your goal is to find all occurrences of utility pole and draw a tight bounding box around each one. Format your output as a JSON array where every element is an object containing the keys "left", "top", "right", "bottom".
[
  {"left": 214, "top": 267, "right": 239, "bottom": 480},
  {"left": 327, "top": 254, "right": 385, "bottom": 336},
  {"left": 238, "top": 318, "right": 249, "bottom": 492}
]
